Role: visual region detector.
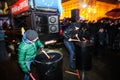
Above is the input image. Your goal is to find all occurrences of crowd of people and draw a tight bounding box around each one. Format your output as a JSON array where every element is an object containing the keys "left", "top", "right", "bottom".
[
  {"left": 61, "top": 17, "right": 120, "bottom": 69},
  {"left": 62, "top": 17, "right": 120, "bottom": 49}
]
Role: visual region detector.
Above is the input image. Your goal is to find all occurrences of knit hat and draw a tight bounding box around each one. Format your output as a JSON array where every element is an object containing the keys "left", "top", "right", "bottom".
[{"left": 25, "top": 29, "right": 38, "bottom": 41}]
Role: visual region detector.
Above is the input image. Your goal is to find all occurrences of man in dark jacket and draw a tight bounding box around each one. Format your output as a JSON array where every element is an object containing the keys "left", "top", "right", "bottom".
[
  {"left": 18, "top": 29, "right": 44, "bottom": 80},
  {"left": 62, "top": 22, "right": 80, "bottom": 69}
]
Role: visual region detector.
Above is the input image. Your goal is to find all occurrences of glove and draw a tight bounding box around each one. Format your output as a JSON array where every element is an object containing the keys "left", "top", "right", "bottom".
[
  {"left": 68, "top": 38, "right": 72, "bottom": 41},
  {"left": 41, "top": 47, "right": 44, "bottom": 50}
]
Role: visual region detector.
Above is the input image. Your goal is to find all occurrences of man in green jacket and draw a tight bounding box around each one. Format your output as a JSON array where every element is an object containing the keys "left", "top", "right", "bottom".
[{"left": 18, "top": 29, "right": 44, "bottom": 80}]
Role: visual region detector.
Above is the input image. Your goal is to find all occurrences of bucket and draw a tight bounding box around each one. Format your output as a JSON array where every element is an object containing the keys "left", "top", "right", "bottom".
[
  {"left": 75, "top": 42, "right": 92, "bottom": 71},
  {"left": 31, "top": 52, "right": 63, "bottom": 80}
]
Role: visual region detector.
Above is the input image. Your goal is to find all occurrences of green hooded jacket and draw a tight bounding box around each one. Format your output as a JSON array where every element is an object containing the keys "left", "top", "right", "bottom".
[{"left": 18, "top": 39, "right": 44, "bottom": 73}]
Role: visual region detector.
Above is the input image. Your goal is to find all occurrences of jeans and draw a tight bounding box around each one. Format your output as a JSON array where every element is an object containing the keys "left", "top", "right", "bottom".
[
  {"left": 24, "top": 60, "right": 33, "bottom": 80},
  {"left": 64, "top": 39, "right": 75, "bottom": 68}
]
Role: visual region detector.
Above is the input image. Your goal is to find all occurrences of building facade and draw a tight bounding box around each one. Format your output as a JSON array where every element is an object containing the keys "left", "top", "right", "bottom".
[{"left": 61, "top": 0, "right": 119, "bottom": 21}]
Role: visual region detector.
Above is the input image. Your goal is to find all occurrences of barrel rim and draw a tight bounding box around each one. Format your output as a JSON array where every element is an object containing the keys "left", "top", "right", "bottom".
[{"left": 34, "top": 52, "right": 63, "bottom": 64}]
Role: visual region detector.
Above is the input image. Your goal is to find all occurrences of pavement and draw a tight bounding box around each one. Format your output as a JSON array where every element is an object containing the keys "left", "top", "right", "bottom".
[{"left": 0, "top": 41, "right": 120, "bottom": 80}]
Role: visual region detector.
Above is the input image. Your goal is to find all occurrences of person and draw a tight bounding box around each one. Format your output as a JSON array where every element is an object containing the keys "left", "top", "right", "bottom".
[
  {"left": 62, "top": 21, "right": 80, "bottom": 69},
  {"left": 0, "top": 29, "right": 8, "bottom": 61},
  {"left": 18, "top": 29, "right": 45, "bottom": 80},
  {"left": 97, "top": 28, "right": 106, "bottom": 47}
]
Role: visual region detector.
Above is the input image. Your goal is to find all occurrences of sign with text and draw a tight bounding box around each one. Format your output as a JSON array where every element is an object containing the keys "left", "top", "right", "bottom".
[{"left": 10, "top": 0, "right": 29, "bottom": 15}]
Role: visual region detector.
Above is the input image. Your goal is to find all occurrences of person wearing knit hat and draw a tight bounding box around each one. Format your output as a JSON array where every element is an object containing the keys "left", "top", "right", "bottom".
[
  {"left": 18, "top": 29, "right": 44, "bottom": 80},
  {"left": 26, "top": 29, "right": 38, "bottom": 41}
]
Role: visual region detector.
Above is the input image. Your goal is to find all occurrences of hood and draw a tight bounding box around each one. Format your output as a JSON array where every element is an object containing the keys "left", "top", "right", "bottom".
[{"left": 22, "top": 32, "right": 34, "bottom": 44}]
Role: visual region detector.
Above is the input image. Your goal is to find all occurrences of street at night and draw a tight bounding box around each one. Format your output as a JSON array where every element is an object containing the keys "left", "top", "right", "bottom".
[
  {"left": 0, "top": 42, "right": 120, "bottom": 80},
  {"left": 0, "top": 0, "right": 120, "bottom": 80}
]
